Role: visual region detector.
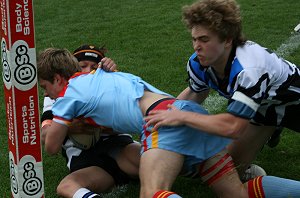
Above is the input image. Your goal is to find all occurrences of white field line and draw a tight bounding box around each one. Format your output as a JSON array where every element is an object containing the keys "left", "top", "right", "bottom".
[
  {"left": 203, "top": 94, "right": 227, "bottom": 114},
  {"left": 275, "top": 32, "right": 300, "bottom": 57},
  {"left": 102, "top": 185, "right": 128, "bottom": 198},
  {"left": 203, "top": 32, "right": 300, "bottom": 114}
]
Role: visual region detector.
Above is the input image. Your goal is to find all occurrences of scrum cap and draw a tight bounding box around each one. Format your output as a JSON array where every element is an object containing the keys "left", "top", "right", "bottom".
[{"left": 73, "top": 45, "right": 105, "bottom": 63}]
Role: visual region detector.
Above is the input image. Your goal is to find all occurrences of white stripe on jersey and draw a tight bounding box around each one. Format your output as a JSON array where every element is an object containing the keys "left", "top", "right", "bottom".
[
  {"left": 288, "top": 86, "right": 300, "bottom": 94},
  {"left": 53, "top": 117, "right": 70, "bottom": 126},
  {"left": 231, "top": 91, "right": 259, "bottom": 111}
]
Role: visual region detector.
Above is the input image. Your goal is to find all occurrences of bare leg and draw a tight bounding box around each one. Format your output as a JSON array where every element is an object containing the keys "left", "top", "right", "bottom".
[
  {"left": 57, "top": 166, "right": 115, "bottom": 198},
  {"left": 200, "top": 150, "right": 247, "bottom": 198},
  {"left": 227, "top": 124, "right": 275, "bottom": 176},
  {"left": 139, "top": 148, "right": 184, "bottom": 198},
  {"left": 209, "top": 171, "right": 248, "bottom": 198},
  {"left": 116, "top": 142, "right": 141, "bottom": 179},
  {"left": 203, "top": 150, "right": 300, "bottom": 198}
]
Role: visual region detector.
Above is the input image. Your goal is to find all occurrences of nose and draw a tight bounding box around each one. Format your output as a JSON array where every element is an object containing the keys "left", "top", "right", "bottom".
[{"left": 193, "top": 40, "right": 201, "bottom": 52}]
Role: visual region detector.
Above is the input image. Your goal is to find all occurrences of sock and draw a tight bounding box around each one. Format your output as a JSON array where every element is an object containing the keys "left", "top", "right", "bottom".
[
  {"left": 248, "top": 176, "right": 300, "bottom": 198},
  {"left": 247, "top": 176, "right": 265, "bottom": 198},
  {"left": 153, "top": 190, "right": 182, "bottom": 198},
  {"left": 73, "top": 188, "right": 102, "bottom": 198}
]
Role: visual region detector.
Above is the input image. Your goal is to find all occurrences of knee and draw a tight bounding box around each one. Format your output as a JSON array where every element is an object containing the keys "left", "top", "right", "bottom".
[
  {"left": 56, "top": 178, "right": 67, "bottom": 197},
  {"left": 56, "top": 177, "right": 73, "bottom": 197}
]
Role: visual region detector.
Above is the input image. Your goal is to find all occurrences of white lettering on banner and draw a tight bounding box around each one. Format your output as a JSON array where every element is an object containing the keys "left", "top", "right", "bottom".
[
  {"left": 15, "top": 0, "right": 30, "bottom": 35},
  {"left": 0, "top": 0, "right": 7, "bottom": 36},
  {"left": 29, "top": 95, "right": 37, "bottom": 145},
  {"left": 1, "top": 39, "right": 11, "bottom": 87},
  {"left": 10, "top": 156, "right": 18, "bottom": 194},
  {"left": 22, "top": 96, "right": 37, "bottom": 145},
  {"left": 7, "top": 97, "right": 15, "bottom": 145}
]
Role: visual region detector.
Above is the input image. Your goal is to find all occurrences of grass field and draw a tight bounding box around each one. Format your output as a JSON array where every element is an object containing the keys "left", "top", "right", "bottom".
[{"left": 1, "top": 0, "right": 300, "bottom": 197}]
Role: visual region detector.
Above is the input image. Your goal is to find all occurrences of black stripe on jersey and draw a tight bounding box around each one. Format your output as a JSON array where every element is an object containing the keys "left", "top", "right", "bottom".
[
  {"left": 274, "top": 69, "right": 300, "bottom": 102},
  {"left": 188, "top": 62, "right": 209, "bottom": 93},
  {"left": 236, "top": 73, "right": 270, "bottom": 104}
]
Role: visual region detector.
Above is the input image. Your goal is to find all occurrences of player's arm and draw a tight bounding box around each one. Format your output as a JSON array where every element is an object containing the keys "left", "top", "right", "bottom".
[
  {"left": 177, "top": 86, "right": 209, "bottom": 104},
  {"left": 42, "top": 121, "right": 68, "bottom": 155},
  {"left": 40, "top": 96, "right": 55, "bottom": 144},
  {"left": 177, "top": 111, "right": 249, "bottom": 138},
  {"left": 145, "top": 106, "right": 249, "bottom": 139},
  {"left": 41, "top": 119, "right": 52, "bottom": 144}
]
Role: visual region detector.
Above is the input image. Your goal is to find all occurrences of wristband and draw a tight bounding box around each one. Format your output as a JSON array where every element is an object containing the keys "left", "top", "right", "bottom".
[{"left": 41, "top": 119, "right": 53, "bottom": 128}]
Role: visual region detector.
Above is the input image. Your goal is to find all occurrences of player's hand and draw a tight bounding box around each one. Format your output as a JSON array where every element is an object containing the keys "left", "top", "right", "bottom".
[
  {"left": 144, "top": 105, "right": 185, "bottom": 131},
  {"left": 41, "top": 119, "right": 53, "bottom": 144},
  {"left": 99, "top": 57, "right": 117, "bottom": 72}
]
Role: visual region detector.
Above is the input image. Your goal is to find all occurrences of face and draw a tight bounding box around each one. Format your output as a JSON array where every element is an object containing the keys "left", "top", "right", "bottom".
[
  {"left": 191, "top": 25, "right": 231, "bottom": 69},
  {"left": 39, "top": 75, "right": 65, "bottom": 99},
  {"left": 79, "top": 60, "right": 98, "bottom": 72}
]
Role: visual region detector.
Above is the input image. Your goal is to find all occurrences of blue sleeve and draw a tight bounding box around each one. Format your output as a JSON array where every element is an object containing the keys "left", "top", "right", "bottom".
[{"left": 52, "top": 97, "right": 86, "bottom": 124}]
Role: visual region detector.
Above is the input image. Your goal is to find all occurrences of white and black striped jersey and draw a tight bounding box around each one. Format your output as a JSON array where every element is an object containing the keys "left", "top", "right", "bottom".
[{"left": 187, "top": 41, "right": 300, "bottom": 131}]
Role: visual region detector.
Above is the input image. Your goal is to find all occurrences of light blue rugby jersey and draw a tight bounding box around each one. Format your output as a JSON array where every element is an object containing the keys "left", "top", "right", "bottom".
[
  {"left": 187, "top": 41, "right": 300, "bottom": 125},
  {"left": 52, "top": 69, "right": 172, "bottom": 133}
]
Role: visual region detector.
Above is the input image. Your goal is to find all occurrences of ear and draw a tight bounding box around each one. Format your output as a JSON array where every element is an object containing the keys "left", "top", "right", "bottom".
[
  {"left": 53, "top": 74, "right": 67, "bottom": 86},
  {"left": 224, "top": 38, "right": 233, "bottom": 48}
]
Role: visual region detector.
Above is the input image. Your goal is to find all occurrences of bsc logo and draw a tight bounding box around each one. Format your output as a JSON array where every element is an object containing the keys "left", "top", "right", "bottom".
[
  {"left": 10, "top": 158, "right": 18, "bottom": 194},
  {"left": 14, "top": 44, "right": 36, "bottom": 86},
  {"left": 23, "top": 162, "right": 42, "bottom": 196},
  {"left": 1, "top": 39, "right": 11, "bottom": 84}
]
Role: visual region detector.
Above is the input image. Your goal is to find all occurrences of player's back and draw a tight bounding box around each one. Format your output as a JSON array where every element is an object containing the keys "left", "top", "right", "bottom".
[{"left": 63, "top": 69, "right": 170, "bottom": 134}]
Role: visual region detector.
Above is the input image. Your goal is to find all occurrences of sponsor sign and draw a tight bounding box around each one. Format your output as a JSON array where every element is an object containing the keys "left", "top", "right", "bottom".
[{"left": 1, "top": 0, "right": 44, "bottom": 197}]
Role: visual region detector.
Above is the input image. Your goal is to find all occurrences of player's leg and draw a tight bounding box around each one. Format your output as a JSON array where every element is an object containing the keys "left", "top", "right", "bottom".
[
  {"left": 57, "top": 166, "right": 115, "bottom": 198},
  {"left": 246, "top": 176, "right": 300, "bottom": 197},
  {"left": 139, "top": 148, "right": 184, "bottom": 198},
  {"left": 104, "top": 134, "right": 141, "bottom": 179},
  {"left": 227, "top": 124, "right": 274, "bottom": 176},
  {"left": 201, "top": 150, "right": 300, "bottom": 197},
  {"left": 59, "top": 138, "right": 133, "bottom": 198},
  {"left": 200, "top": 150, "right": 248, "bottom": 198},
  {"left": 115, "top": 141, "right": 141, "bottom": 179}
]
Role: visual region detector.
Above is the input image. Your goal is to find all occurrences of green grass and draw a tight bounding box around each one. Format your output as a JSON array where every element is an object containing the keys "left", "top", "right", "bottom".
[{"left": 1, "top": 0, "right": 300, "bottom": 197}]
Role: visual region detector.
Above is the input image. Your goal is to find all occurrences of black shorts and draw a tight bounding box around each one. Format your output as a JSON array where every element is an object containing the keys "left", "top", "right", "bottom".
[{"left": 63, "top": 134, "right": 136, "bottom": 186}]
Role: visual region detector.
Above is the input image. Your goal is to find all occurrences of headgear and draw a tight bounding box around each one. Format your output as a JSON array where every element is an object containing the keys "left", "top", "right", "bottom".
[{"left": 73, "top": 45, "right": 105, "bottom": 63}]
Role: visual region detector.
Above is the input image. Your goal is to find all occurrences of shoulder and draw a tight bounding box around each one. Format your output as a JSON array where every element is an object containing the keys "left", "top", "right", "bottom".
[
  {"left": 235, "top": 41, "right": 272, "bottom": 70},
  {"left": 236, "top": 41, "right": 267, "bottom": 59}
]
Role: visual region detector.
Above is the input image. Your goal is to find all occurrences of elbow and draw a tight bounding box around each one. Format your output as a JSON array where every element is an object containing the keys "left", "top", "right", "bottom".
[
  {"left": 221, "top": 114, "right": 249, "bottom": 139},
  {"left": 225, "top": 129, "right": 241, "bottom": 139},
  {"left": 44, "top": 143, "right": 60, "bottom": 155},
  {"left": 223, "top": 116, "right": 248, "bottom": 139}
]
